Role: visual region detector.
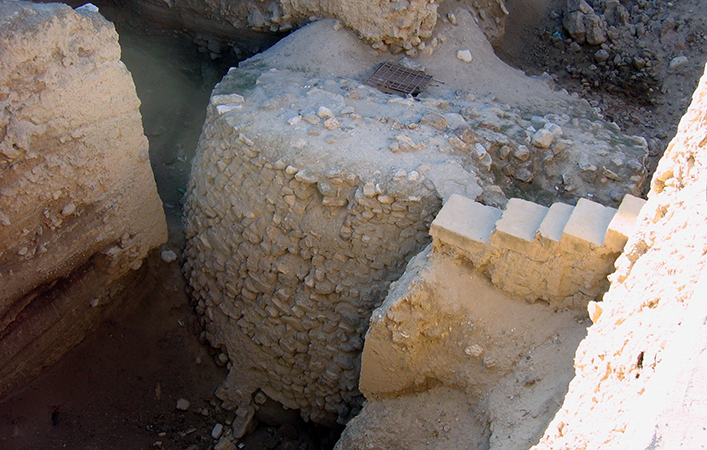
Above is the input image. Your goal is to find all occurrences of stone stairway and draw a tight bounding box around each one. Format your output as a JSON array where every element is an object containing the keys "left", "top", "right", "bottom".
[{"left": 430, "top": 194, "right": 646, "bottom": 310}]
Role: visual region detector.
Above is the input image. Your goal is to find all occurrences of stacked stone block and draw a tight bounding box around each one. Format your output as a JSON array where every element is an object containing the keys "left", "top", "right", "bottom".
[{"left": 430, "top": 193, "right": 646, "bottom": 309}]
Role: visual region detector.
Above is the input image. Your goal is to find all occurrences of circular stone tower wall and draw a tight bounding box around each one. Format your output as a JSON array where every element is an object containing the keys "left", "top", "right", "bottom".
[{"left": 182, "top": 67, "right": 486, "bottom": 427}]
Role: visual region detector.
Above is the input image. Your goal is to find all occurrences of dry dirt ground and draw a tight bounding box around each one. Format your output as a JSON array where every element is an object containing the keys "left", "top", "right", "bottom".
[{"left": 1, "top": 0, "right": 707, "bottom": 449}]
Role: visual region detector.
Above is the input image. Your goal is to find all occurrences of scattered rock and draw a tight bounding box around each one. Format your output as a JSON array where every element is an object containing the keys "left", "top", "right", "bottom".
[
  {"left": 398, "top": 57, "right": 425, "bottom": 72},
  {"left": 563, "top": 11, "right": 586, "bottom": 44},
  {"left": 553, "top": 139, "right": 573, "bottom": 155},
  {"left": 473, "top": 143, "right": 493, "bottom": 170},
  {"left": 61, "top": 202, "right": 76, "bottom": 216},
  {"left": 498, "top": 145, "right": 512, "bottom": 160},
  {"left": 254, "top": 391, "right": 267, "bottom": 404},
  {"left": 669, "top": 56, "right": 689, "bottom": 71},
  {"left": 464, "top": 344, "right": 484, "bottom": 358},
  {"left": 421, "top": 112, "right": 448, "bottom": 130},
  {"left": 594, "top": 49, "right": 610, "bottom": 63},
  {"left": 303, "top": 113, "right": 320, "bottom": 125},
  {"left": 567, "top": 0, "right": 594, "bottom": 14},
  {"left": 456, "top": 49, "right": 473, "bottom": 63},
  {"left": 543, "top": 122, "right": 564, "bottom": 138},
  {"left": 176, "top": 398, "right": 191, "bottom": 411},
  {"left": 160, "top": 250, "right": 178, "bottom": 263},
  {"left": 531, "top": 129, "right": 555, "bottom": 149},
  {"left": 211, "top": 423, "right": 224, "bottom": 439},
  {"left": 454, "top": 126, "right": 476, "bottom": 144},
  {"left": 513, "top": 145, "right": 532, "bottom": 161},
  {"left": 317, "top": 106, "right": 334, "bottom": 119},
  {"left": 231, "top": 405, "right": 256, "bottom": 438},
  {"left": 323, "top": 118, "right": 340, "bottom": 130},
  {"left": 513, "top": 168, "right": 534, "bottom": 183},
  {"left": 214, "top": 438, "right": 237, "bottom": 450},
  {"left": 583, "top": 14, "right": 607, "bottom": 45}
]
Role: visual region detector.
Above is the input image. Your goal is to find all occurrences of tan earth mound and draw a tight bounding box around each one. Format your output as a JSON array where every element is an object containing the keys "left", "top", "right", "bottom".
[{"left": 0, "top": 1, "right": 166, "bottom": 397}]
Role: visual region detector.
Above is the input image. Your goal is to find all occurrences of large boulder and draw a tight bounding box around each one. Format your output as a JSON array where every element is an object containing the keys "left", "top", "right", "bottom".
[{"left": 0, "top": 1, "right": 167, "bottom": 397}]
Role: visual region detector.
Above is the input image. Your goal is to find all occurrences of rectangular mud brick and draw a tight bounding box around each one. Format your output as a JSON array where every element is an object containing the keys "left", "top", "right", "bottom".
[
  {"left": 490, "top": 198, "right": 548, "bottom": 256},
  {"left": 430, "top": 194, "right": 503, "bottom": 252},
  {"left": 604, "top": 194, "right": 647, "bottom": 252},
  {"left": 560, "top": 198, "right": 617, "bottom": 253},
  {"left": 537, "top": 202, "right": 575, "bottom": 244}
]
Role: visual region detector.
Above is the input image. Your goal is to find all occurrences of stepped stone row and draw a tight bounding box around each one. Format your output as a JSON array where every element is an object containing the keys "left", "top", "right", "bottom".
[{"left": 430, "top": 193, "right": 646, "bottom": 309}]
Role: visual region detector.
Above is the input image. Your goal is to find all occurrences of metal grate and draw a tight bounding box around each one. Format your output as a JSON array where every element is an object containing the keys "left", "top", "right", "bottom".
[{"left": 365, "top": 62, "right": 433, "bottom": 97}]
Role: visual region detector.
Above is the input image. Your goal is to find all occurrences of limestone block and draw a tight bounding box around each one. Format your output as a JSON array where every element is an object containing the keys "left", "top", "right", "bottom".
[
  {"left": 0, "top": 1, "right": 167, "bottom": 397},
  {"left": 537, "top": 202, "right": 575, "bottom": 244},
  {"left": 604, "top": 194, "right": 647, "bottom": 252},
  {"left": 560, "top": 198, "right": 617, "bottom": 253},
  {"left": 490, "top": 198, "right": 548, "bottom": 257},
  {"left": 430, "top": 194, "right": 503, "bottom": 253}
]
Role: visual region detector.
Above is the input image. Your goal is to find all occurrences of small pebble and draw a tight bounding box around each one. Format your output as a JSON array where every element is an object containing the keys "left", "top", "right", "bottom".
[
  {"left": 317, "top": 106, "right": 334, "bottom": 119},
  {"left": 456, "top": 49, "right": 473, "bottom": 63},
  {"left": 212, "top": 423, "right": 224, "bottom": 439},
  {"left": 161, "top": 250, "right": 178, "bottom": 263},
  {"left": 176, "top": 398, "right": 190, "bottom": 411}
]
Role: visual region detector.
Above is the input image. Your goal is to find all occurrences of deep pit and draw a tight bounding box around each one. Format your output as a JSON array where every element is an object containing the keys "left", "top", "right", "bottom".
[{"left": 1, "top": 0, "right": 707, "bottom": 449}]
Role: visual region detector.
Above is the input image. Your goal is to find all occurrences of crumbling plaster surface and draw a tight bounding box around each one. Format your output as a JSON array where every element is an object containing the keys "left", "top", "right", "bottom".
[
  {"left": 532, "top": 62, "right": 707, "bottom": 450},
  {"left": 0, "top": 1, "right": 167, "bottom": 397}
]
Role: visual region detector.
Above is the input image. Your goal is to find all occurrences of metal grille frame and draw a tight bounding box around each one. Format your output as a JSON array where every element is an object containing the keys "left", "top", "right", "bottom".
[{"left": 365, "top": 62, "right": 433, "bottom": 97}]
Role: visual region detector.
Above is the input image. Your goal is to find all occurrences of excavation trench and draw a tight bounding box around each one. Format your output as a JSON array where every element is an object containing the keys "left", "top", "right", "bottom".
[
  {"left": 1, "top": 0, "right": 704, "bottom": 449},
  {"left": 0, "top": 4, "right": 342, "bottom": 449}
]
